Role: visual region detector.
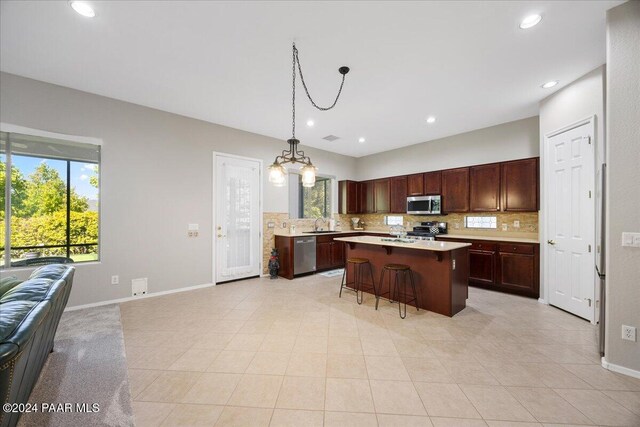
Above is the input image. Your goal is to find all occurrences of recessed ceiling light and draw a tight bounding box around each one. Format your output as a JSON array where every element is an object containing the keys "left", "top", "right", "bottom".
[
  {"left": 541, "top": 80, "right": 559, "bottom": 89},
  {"left": 426, "top": 116, "right": 436, "bottom": 124},
  {"left": 358, "top": 137, "right": 365, "bottom": 143},
  {"left": 69, "top": 1, "right": 95, "bottom": 18},
  {"left": 519, "top": 14, "right": 542, "bottom": 29},
  {"left": 306, "top": 120, "right": 314, "bottom": 127}
]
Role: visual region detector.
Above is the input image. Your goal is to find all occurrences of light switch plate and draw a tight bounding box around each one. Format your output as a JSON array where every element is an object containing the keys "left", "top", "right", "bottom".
[{"left": 622, "top": 232, "right": 640, "bottom": 248}]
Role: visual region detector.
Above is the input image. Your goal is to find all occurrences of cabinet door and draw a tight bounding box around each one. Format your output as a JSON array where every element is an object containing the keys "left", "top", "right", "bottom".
[
  {"left": 470, "top": 163, "right": 501, "bottom": 212},
  {"left": 331, "top": 241, "right": 345, "bottom": 267},
  {"left": 469, "top": 250, "right": 496, "bottom": 284},
  {"left": 374, "top": 179, "right": 390, "bottom": 213},
  {"left": 407, "top": 173, "right": 424, "bottom": 196},
  {"left": 363, "top": 181, "right": 375, "bottom": 213},
  {"left": 502, "top": 158, "right": 539, "bottom": 212},
  {"left": 316, "top": 242, "right": 332, "bottom": 270},
  {"left": 498, "top": 252, "right": 535, "bottom": 291},
  {"left": 424, "top": 171, "right": 442, "bottom": 194},
  {"left": 390, "top": 176, "right": 408, "bottom": 213},
  {"left": 347, "top": 181, "right": 359, "bottom": 214},
  {"left": 338, "top": 180, "right": 361, "bottom": 214},
  {"left": 441, "top": 167, "right": 470, "bottom": 212}
]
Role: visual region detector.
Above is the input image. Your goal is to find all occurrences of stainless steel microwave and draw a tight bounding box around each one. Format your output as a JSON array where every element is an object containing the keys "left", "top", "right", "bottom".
[{"left": 407, "top": 195, "right": 442, "bottom": 215}]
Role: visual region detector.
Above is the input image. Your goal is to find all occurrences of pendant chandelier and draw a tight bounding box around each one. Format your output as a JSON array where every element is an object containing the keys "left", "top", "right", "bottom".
[{"left": 268, "top": 43, "right": 350, "bottom": 187}]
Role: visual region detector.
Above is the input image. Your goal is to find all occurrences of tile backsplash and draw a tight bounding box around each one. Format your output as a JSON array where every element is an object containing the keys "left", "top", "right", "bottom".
[{"left": 262, "top": 211, "right": 538, "bottom": 274}]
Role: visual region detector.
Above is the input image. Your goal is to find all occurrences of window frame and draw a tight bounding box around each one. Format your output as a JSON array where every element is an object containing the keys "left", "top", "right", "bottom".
[{"left": 1, "top": 130, "right": 101, "bottom": 269}]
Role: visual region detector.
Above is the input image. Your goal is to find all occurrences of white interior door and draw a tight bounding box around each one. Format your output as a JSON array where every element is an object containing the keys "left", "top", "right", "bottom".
[
  {"left": 215, "top": 154, "right": 261, "bottom": 283},
  {"left": 546, "top": 122, "right": 595, "bottom": 321}
]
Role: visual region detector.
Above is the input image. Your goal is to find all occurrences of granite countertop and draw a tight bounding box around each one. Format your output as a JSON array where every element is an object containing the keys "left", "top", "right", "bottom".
[
  {"left": 334, "top": 235, "right": 471, "bottom": 252},
  {"left": 273, "top": 229, "right": 391, "bottom": 237},
  {"left": 437, "top": 234, "right": 539, "bottom": 244}
]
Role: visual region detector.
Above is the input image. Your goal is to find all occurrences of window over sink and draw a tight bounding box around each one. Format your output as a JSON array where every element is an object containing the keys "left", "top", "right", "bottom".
[{"left": 288, "top": 172, "right": 333, "bottom": 219}]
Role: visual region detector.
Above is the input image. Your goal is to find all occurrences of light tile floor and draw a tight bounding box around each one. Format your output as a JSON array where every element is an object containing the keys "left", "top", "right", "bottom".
[{"left": 122, "top": 274, "right": 640, "bottom": 427}]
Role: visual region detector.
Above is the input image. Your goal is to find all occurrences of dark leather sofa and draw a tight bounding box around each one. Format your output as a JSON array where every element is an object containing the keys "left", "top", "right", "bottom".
[{"left": 0, "top": 265, "right": 75, "bottom": 427}]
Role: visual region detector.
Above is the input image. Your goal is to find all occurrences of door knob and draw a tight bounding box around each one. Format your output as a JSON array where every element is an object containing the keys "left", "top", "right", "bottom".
[{"left": 547, "top": 240, "right": 555, "bottom": 245}]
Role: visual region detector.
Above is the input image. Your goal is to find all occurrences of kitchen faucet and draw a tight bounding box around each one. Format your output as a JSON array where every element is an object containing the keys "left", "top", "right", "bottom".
[{"left": 314, "top": 217, "right": 327, "bottom": 231}]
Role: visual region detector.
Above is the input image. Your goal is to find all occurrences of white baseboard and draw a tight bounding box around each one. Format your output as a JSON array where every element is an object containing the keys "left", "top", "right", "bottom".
[
  {"left": 64, "top": 282, "right": 215, "bottom": 312},
  {"left": 602, "top": 357, "right": 640, "bottom": 379},
  {"left": 538, "top": 298, "right": 548, "bottom": 304}
]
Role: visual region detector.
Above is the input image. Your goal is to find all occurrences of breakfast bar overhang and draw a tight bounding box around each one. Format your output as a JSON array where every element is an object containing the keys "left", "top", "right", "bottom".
[{"left": 334, "top": 236, "right": 471, "bottom": 317}]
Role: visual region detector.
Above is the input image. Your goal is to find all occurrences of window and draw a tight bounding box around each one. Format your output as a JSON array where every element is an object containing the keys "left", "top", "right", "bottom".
[
  {"left": 384, "top": 215, "right": 404, "bottom": 226},
  {"left": 300, "top": 176, "right": 331, "bottom": 219},
  {"left": 0, "top": 132, "right": 100, "bottom": 268},
  {"left": 465, "top": 215, "right": 497, "bottom": 229}
]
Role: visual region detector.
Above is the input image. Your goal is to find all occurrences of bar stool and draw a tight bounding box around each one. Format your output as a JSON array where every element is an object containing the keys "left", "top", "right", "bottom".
[
  {"left": 339, "top": 258, "right": 377, "bottom": 305},
  {"left": 375, "top": 263, "right": 419, "bottom": 319}
]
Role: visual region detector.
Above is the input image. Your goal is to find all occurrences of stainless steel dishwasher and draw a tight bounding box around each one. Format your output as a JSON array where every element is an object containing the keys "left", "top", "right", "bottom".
[{"left": 294, "top": 235, "right": 316, "bottom": 275}]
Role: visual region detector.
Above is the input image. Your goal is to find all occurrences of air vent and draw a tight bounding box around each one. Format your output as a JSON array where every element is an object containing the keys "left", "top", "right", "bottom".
[{"left": 322, "top": 135, "right": 340, "bottom": 142}]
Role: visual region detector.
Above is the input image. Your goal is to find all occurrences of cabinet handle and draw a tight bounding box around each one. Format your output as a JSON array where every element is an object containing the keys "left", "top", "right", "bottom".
[{"left": 513, "top": 246, "right": 517, "bottom": 251}]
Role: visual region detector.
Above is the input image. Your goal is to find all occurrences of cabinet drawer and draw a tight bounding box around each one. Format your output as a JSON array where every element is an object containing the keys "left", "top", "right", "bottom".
[
  {"left": 316, "top": 235, "right": 335, "bottom": 244},
  {"left": 498, "top": 243, "right": 534, "bottom": 254},
  {"left": 470, "top": 241, "right": 497, "bottom": 251}
]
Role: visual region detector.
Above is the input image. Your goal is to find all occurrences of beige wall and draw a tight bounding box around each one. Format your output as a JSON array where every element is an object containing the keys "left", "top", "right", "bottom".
[
  {"left": 0, "top": 72, "right": 357, "bottom": 307},
  {"left": 605, "top": 1, "right": 640, "bottom": 374},
  {"left": 538, "top": 66, "right": 606, "bottom": 303},
  {"left": 356, "top": 116, "right": 540, "bottom": 181}
]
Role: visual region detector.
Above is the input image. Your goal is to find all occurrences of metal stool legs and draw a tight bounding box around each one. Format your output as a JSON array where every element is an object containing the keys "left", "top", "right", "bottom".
[
  {"left": 375, "top": 266, "right": 419, "bottom": 318},
  {"left": 339, "top": 261, "right": 376, "bottom": 305}
]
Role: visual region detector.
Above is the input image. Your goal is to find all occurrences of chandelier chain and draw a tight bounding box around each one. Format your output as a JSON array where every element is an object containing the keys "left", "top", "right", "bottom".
[
  {"left": 292, "top": 43, "right": 296, "bottom": 139},
  {"left": 293, "top": 43, "right": 346, "bottom": 112}
]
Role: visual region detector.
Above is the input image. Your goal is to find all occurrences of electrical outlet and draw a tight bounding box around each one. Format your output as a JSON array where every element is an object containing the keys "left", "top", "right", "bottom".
[
  {"left": 111, "top": 275, "right": 119, "bottom": 285},
  {"left": 622, "top": 325, "right": 636, "bottom": 341},
  {"left": 514, "top": 220, "right": 520, "bottom": 228},
  {"left": 502, "top": 224, "right": 508, "bottom": 231},
  {"left": 132, "top": 278, "right": 148, "bottom": 297}
]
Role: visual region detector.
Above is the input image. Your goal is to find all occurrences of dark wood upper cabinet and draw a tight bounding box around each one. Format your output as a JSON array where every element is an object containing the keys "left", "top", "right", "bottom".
[
  {"left": 502, "top": 158, "right": 539, "bottom": 212},
  {"left": 363, "top": 180, "right": 375, "bottom": 213},
  {"left": 424, "top": 171, "right": 442, "bottom": 194},
  {"left": 390, "top": 176, "right": 408, "bottom": 213},
  {"left": 441, "top": 167, "right": 470, "bottom": 212},
  {"left": 470, "top": 163, "right": 501, "bottom": 212},
  {"left": 407, "top": 173, "right": 424, "bottom": 196},
  {"left": 338, "top": 180, "right": 360, "bottom": 214},
  {"left": 374, "top": 178, "right": 391, "bottom": 213}
]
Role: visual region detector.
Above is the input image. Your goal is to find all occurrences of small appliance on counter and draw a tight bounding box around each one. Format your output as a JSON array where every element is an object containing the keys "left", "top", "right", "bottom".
[
  {"left": 407, "top": 195, "right": 442, "bottom": 215},
  {"left": 351, "top": 217, "right": 364, "bottom": 230},
  {"left": 406, "top": 221, "right": 447, "bottom": 240}
]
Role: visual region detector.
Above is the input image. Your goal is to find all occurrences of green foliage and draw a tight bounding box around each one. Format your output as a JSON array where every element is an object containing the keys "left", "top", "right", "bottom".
[
  {"left": 0, "top": 160, "right": 28, "bottom": 218},
  {"left": 23, "top": 162, "right": 66, "bottom": 216},
  {"left": 0, "top": 158, "right": 99, "bottom": 260},
  {"left": 9, "top": 211, "right": 98, "bottom": 256},
  {"left": 301, "top": 177, "right": 331, "bottom": 219}
]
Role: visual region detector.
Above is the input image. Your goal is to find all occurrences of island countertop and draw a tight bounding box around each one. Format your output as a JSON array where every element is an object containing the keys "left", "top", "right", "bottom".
[{"left": 334, "top": 235, "right": 471, "bottom": 252}]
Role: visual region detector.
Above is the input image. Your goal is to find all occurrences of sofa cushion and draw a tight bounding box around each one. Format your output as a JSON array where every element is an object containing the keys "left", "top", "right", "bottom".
[
  {"left": 0, "top": 300, "right": 39, "bottom": 343},
  {"left": 0, "top": 278, "right": 56, "bottom": 304},
  {"left": 0, "top": 276, "right": 22, "bottom": 298},
  {"left": 30, "top": 264, "right": 73, "bottom": 281}
]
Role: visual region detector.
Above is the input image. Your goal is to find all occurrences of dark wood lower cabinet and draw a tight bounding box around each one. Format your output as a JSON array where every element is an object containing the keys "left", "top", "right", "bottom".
[
  {"left": 440, "top": 237, "right": 539, "bottom": 298},
  {"left": 275, "top": 232, "right": 386, "bottom": 279},
  {"left": 498, "top": 252, "right": 535, "bottom": 291},
  {"left": 469, "top": 250, "right": 496, "bottom": 284},
  {"left": 316, "top": 241, "right": 333, "bottom": 270}
]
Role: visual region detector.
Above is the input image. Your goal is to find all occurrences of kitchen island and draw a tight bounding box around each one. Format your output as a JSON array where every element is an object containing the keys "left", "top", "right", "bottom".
[{"left": 334, "top": 236, "right": 471, "bottom": 317}]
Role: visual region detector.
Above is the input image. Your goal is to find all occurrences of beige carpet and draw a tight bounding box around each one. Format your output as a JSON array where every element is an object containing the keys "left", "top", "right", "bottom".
[{"left": 18, "top": 304, "right": 134, "bottom": 427}]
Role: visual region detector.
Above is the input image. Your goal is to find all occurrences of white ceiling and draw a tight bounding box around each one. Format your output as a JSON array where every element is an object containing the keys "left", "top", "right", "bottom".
[{"left": 0, "top": 1, "right": 622, "bottom": 157}]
